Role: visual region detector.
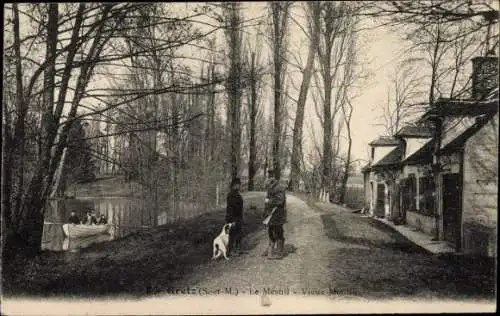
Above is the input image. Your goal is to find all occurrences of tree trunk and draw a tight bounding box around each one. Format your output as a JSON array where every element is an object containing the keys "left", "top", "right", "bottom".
[
  {"left": 50, "top": 147, "right": 68, "bottom": 198},
  {"left": 322, "top": 63, "right": 333, "bottom": 195},
  {"left": 1, "top": 109, "right": 13, "bottom": 260},
  {"left": 339, "top": 136, "right": 352, "bottom": 204},
  {"left": 225, "top": 3, "right": 243, "bottom": 180},
  {"left": 12, "top": 4, "right": 115, "bottom": 258},
  {"left": 247, "top": 53, "right": 257, "bottom": 191},
  {"left": 289, "top": 2, "right": 321, "bottom": 191},
  {"left": 270, "top": 2, "right": 289, "bottom": 181},
  {"left": 3, "top": 4, "right": 59, "bottom": 260}
]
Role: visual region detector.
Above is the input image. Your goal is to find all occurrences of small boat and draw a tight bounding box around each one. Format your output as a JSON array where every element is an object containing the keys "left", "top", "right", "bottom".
[
  {"left": 62, "top": 223, "right": 111, "bottom": 238},
  {"left": 62, "top": 234, "right": 113, "bottom": 251}
]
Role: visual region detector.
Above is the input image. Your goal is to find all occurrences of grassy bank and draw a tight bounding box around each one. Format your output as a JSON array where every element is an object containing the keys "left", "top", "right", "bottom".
[
  {"left": 311, "top": 200, "right": 496, "bottom": 300},
  {"left": 3, "top": 193, "right": 266, "bottom": 298}
]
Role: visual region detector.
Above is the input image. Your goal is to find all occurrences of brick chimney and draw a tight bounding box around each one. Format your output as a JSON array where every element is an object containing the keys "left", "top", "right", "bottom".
[{"left": 471, "top": 54, "right": 498, "bottom": 100}]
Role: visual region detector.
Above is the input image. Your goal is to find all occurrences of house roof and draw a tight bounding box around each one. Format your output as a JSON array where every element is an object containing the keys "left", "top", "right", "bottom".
[
  {"left": 395, "top": 125, "right": 433, "bottom": 138},
  {"left": 368, "top": 136, "right": 400, "bottom": 146},
  {"left": 371, "top": 144, "right": 404, "bottom": 169},
  {"left": 438, "top": 113, "right": 497, "bottom": 154},
  {"left": 421, "top": 98, "right": 498, "bottom": 121}
]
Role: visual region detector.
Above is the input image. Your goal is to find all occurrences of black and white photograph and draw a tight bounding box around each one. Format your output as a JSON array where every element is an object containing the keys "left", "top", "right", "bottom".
[{"left": 1, "top": 1, "right": 498, "bottom": 314}]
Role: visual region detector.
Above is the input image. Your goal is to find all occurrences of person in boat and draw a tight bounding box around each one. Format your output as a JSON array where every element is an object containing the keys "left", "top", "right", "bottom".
[
  {"left": 68, "top": 210, "right": 81, "bottom": 225},
  {"left": 84, "top": 210, "right": 98, "bottom": 225},
  {"left": 98, "top": 214, "right": 108, "bottom": 225}
]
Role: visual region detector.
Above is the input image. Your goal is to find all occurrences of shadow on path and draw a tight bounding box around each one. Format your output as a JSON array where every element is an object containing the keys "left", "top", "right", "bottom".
[
  {"left": 320, "top": 211, "right": 496, "bottom": 300},
  {"left": 320, "top": 213, "right": 427, "bottom": 254}
]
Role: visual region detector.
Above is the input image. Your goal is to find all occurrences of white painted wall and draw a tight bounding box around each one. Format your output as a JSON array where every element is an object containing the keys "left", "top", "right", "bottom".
[
  {"left": 402, "top": 165, "right": 419, "bottom": 177},
  {"left": 404, "top": 137, "right": 432, "bottom": 160},
  {"left": 384, "top": 184, "right": 391, "bottom": 217},
  {"left": 372, "top": 145, "right": 398, "bottom": 165}
]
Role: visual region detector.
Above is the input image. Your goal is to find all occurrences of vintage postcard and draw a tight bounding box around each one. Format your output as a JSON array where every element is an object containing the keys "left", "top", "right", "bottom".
[{"left": 2, "top": 1, "right": 497, "bottom": 315}]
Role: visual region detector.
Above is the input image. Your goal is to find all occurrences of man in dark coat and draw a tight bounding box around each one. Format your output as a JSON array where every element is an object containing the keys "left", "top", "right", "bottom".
[
  {"left": 68, "top": 210, "right": 81, "bottom": 225},
  {"left": 262, "top": 169, "right": 287, "bottom": 259},
  {"left": 225, "top": 177, "right": 244, "bottom": 256},
  {"left": 84, "top": 210, "right": 98, "bottom": 225},
  {"left": 98, "top": 214, "right": 108, "bottom": 225}
]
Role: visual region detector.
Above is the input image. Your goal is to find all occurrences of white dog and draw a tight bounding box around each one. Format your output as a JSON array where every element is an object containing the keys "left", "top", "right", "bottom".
[{"left": 212, "top": 222, "right": 234, "bottom": 260}]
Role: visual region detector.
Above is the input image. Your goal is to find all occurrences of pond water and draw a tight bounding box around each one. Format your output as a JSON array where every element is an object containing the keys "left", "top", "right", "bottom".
[
  {"left": 41, "top": 197, "right": 215, "bottom": 252},
  {"left": 42, "top": 197, "right": 155, "bottom": 252}
]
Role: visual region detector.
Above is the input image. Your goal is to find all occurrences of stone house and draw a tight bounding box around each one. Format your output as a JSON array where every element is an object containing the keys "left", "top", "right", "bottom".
[
  {"left": 362, "top": 126, "right": 434, "bottom": 224},
  {"left": 419, "top": 98, "right": 498, "bottom": 256},
  {"left": 362, "top": 136, "right": 401, "bottom": 217},
  {"left": 362, "top": 54, "right": 498, "bottom": 257},
  {"left": 394, "top": 125, "right": 435, "bottom": 235}
]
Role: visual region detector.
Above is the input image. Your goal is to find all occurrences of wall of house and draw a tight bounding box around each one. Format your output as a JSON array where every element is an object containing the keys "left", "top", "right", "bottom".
[
  {"left": 406, "top": 210, "right": 437, "bottom": 235},
  {"left": 368, "top": 171, "right": 386, "bottom": 216},
  {"left": 404, "top": 138, "right": 432, "bottom": 160},
  {"left": 462, "top": 113, "right": 498, "bottom": 257},
  {"left": 367, "top": 169, "right": 401, "bottom": 218},
  {"left": 402, "top": 165, "right": 419, "bottom": 178}
]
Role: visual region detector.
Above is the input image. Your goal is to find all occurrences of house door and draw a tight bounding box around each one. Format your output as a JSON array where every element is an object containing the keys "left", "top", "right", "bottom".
[
  {"left": 376, "top": 183, "right": 385, "bottom": 217},
  {"left": 442, "top": 173, "right": 462, "bottom": 250}
]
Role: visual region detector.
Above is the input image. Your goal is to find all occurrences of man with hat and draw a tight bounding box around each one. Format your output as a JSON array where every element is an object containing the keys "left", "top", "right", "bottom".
[
  {"left": 225, "top": 177, "right": 244, "bottom": 256},
  {"left": 262, "top": 169, "right": 287, "bottom": 259}
]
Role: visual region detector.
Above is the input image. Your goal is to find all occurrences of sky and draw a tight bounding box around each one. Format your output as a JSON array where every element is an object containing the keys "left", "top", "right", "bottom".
[
  {"left": 82, "top": 2, "right": 416, "bottom": 170},
  {"left": 10, "top": 2, "right": 483, "bottom": 171},
  {"left": 236, "top": 2, "right": 408, "bottom": 167}
]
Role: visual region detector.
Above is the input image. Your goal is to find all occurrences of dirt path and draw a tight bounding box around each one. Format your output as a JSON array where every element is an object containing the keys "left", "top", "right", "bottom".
[{"left": 169, "top": 194, "right": 345, "bottom": 298}]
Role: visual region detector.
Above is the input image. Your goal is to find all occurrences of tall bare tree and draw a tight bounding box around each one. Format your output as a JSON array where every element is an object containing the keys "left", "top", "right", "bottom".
[
  {"left": 315, "top": 2, "right": 355, "bottom": 196},
  {"left": 363, "top": 0, "right": 497, "bottom": 101},
  {"left": 360, "top": 0, "right": 499, "bottom": 50},
  {"left": 244, "top": 33, "right": 266, "bottom": 191},
  {"left": 288, "top": 1, "right": 321, "bottom": 191},
  {"left": 2, "top": 3, "right": 225, "bottom": 259},
  {"left": 3, "top": 4, "right": 133, "bottom": 259},
  {"left": 378, "top": 61, "right": 425, "bottom": 136},
  {"left": 223, "top": 2, "right": 244, "bottom": 179},
  {"left": 337, "top": 29, "right": 359, "bottom": 204},
  {"left": 269, "top": 1, "right": 292, "bottom": 181}
]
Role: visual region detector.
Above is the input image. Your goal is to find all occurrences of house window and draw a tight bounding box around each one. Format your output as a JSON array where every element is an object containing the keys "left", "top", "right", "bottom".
[
  {"left": 418, "top": 176, "right": 435, "bottom": 216},
  {"left": 371, "top": 147, "right": 375, "bottom": 160}
]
